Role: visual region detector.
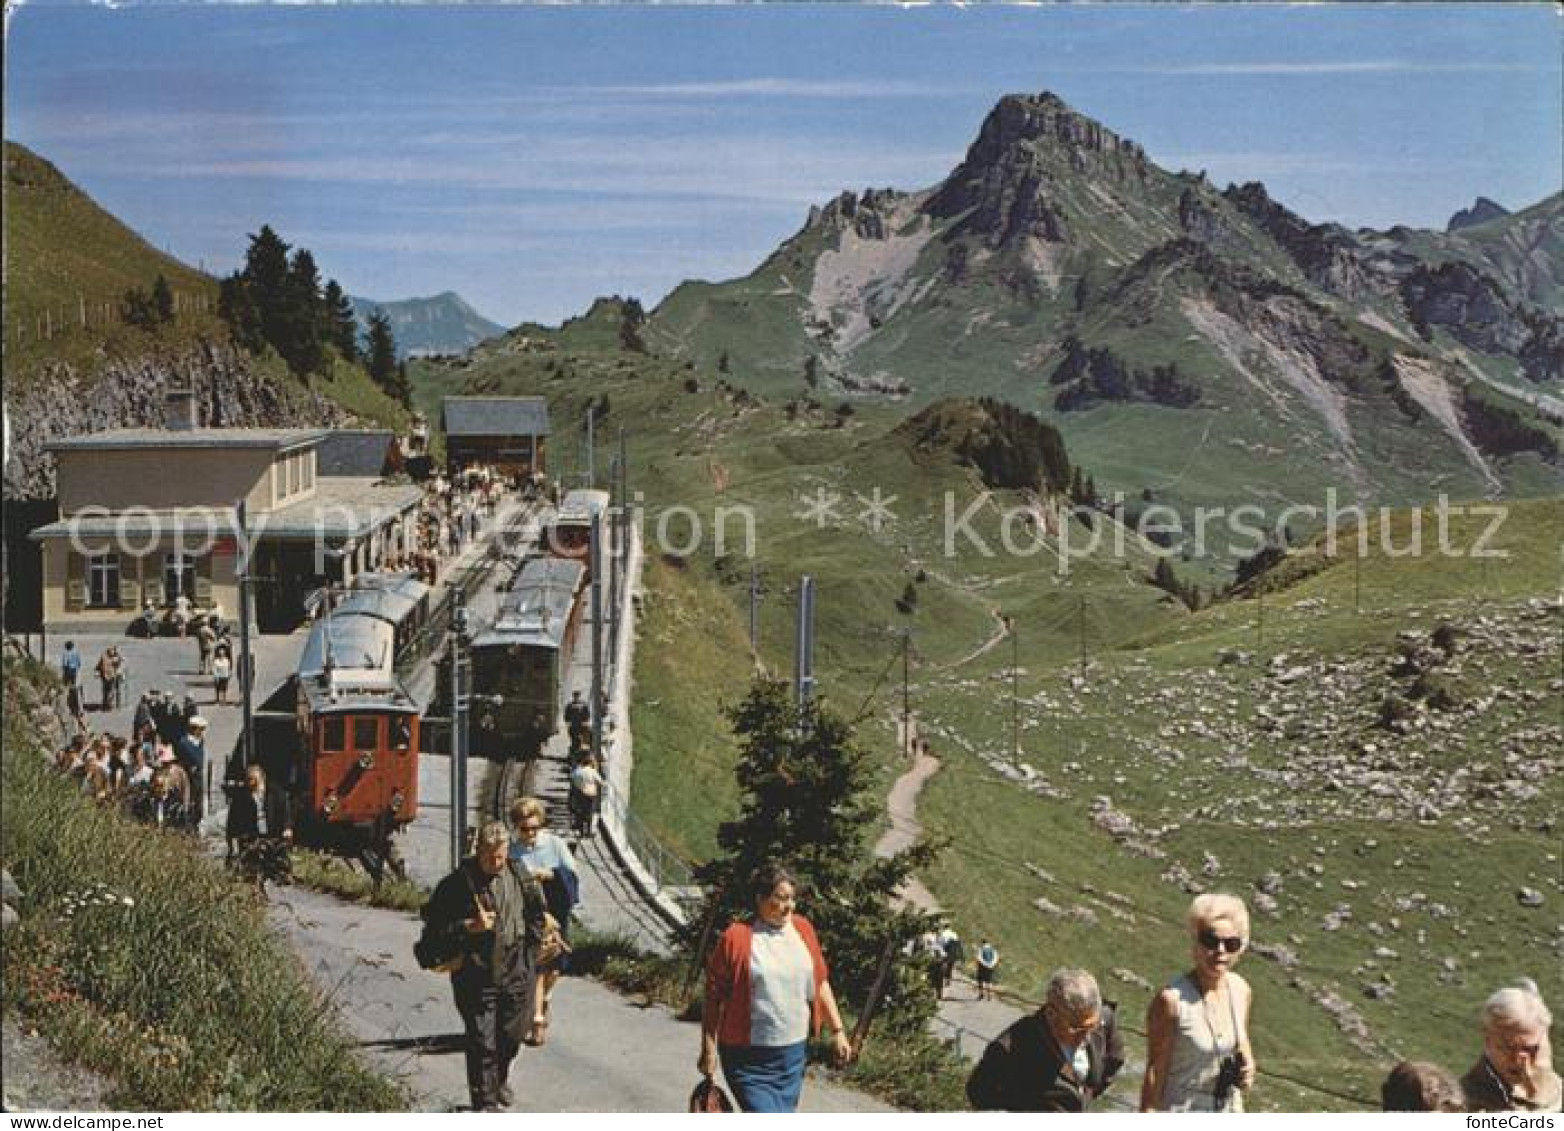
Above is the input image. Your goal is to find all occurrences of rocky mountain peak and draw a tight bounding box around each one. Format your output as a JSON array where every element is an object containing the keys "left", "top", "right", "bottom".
[
  {"left": 924, "top": 92, "right": 1150, "bottom": 244},
  {"left": 1446, "top": 196, "right": 1510, "bottom": 232},
  {"left": 969, "top": 92, "right": 1135, "bottom": 163}
]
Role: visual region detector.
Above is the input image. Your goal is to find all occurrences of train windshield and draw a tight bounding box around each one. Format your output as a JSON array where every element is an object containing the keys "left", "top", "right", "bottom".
[{"left": 472, "top": 643, "right": 549, "bottom": 697}]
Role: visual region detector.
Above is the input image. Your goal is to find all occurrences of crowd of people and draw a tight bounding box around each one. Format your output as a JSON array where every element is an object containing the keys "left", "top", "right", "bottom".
[
  {"left": 50, "top": 692, "right": 211, "bottom": 832},
  {"left": 388, "top": 465, "right": 515, "bottom": 586},
  {"left": 959, "top": 891, "right": 1558, "bottom": 1114}
]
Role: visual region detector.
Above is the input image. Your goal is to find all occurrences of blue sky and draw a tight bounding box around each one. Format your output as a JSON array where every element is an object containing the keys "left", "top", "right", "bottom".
[{"left": 5, "top": 3, "right": 1560, "bottom": 327}]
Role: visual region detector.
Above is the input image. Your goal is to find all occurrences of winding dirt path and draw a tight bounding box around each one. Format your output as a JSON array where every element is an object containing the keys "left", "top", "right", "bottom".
[
  {"left": 945, "top": 608, "right": 1011, "bottom": 670},
  {"left": 873, "top": 716, "right": 940, "bottom": 912}
]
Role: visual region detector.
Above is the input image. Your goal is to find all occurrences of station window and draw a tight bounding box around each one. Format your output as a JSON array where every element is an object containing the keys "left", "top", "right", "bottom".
[
  {"left": 87, "top": 554, "right": 121, "bottom": 608},
  {"left": 163, "top": 553, "right": 196, "bottom": 602},
  {"left": 353, "top": 717, "right": 380, "bottom": 751},
  {"left": 321, "top": 717, "right": 346, "bottom": 751}
]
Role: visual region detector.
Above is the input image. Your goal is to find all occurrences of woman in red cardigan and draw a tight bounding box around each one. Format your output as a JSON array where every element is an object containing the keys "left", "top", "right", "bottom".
[{"left": 698, "top": 863, "right": 854, "bottom": 1111}]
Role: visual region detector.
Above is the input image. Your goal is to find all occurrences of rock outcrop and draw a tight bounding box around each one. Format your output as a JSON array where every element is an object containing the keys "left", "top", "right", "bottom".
[
  {"left": 4, "top": 341, "right": 354, "bottom": 500},
  {"left": 1446, "top": 196, "right": 1510, "bottom": 233},
  {"left": 1223, "top": 181, "right": 1380, "bottom": 299},
  {"left": 1399, "top": 261, "right": 1563, "bottom": 381}
]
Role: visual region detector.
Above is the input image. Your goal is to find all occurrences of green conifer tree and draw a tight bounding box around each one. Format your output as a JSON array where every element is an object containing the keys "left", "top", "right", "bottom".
[
  {"left": 366, "top": 310, "right": 398, "bottom": 390},
  {"left": 244, "top": 225, "right": 293, "bottom": 350},
  {"left": 218, "top": 272, "right": 264, "bottom": 352},
  {"left": 323, "top": 280, "right": 358, "bottom": 363},
  {"left": 687, "top": 679, "right": 941, "bottom": 1032},
  {"left": 151, "top": 274, "right": 175, "bottom": 324}
]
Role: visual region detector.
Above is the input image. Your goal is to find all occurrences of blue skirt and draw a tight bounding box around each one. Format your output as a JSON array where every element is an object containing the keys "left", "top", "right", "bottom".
[{"left": 720, "top": 1041, "right": 808, "bottom": 1112}]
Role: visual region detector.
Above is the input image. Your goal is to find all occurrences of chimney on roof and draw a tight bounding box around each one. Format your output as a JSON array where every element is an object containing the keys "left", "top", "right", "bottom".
[{"left": 165, "top": 385, "right": 198, "bottom": 431}]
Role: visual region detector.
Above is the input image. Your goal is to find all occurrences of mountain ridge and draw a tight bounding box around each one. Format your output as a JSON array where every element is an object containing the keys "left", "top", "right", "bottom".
[{"left": 647, "top": 91, "right": 1562, "bottom": 520}]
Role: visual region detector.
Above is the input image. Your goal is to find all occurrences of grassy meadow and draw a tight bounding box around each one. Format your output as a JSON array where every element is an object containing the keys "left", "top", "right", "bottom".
[{"left": 412, "top": 311, "right": 1562, "bottom": 1111}]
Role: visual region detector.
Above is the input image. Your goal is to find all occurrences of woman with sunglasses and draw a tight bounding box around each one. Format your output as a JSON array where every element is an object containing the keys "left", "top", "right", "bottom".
[
  {"left": 508, "top": 796, "right": 579, "bottom": 1048},
  {"left": 1141, "top": 893, "right": 1257, "bottom": 1112}
]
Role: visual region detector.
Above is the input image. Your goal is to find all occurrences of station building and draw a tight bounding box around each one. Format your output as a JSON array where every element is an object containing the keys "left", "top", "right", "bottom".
[
  {"left": 29, "top": 392, "right": 423, "bottom": 634},
  {"left": 441, "top": 396, "right": 549, "bottom": 479}
]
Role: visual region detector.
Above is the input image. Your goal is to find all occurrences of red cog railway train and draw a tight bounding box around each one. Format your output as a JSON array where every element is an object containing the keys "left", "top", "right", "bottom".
[{"left": 267, "top": 489, "right": 612, "bottom": 872}]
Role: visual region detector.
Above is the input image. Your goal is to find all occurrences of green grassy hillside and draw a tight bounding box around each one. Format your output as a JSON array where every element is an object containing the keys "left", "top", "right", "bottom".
[
  {"left": 3, "top": 141, "right": 225, "bottom": 382},
  {"left": 417, "top": 318, "right": 1559, "bottom": 1110},
  {"left": 2, "top": 656, "right": 404, "bottom": 1110}
]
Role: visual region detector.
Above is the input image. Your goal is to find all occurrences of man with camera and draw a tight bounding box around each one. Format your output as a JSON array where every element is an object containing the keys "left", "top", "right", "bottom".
[
  {"left": 418, "top": 820, "right": 548, "bottom": 1111},
  {"left": 967, "top": 967, "right": 1124, "bottom": 1111}
]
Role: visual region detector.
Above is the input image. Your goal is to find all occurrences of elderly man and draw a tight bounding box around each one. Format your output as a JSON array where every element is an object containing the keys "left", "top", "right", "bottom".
[
  {"left": 967, "top": 967, "right": 1125, "bottom": 1112},
  {"left": 418, "top": 821, "right": 547, "bottom": 1111},
  {"left": 1462, "top": 979, "right": 1562, "bottom": 1112}
]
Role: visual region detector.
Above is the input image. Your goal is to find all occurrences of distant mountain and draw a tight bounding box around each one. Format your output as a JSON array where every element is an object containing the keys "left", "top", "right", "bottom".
[
  {"left": 1446, "top": 196, "right": 1509, "bottom": 232},
  {"left": 350, "top": 292, "right": 505, "bottom": 359},
  {"left": 648, "top": 92, "right": 1562, "bottom": 515}
]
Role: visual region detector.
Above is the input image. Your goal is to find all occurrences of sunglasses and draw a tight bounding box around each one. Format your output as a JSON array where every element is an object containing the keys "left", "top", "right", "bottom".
[{"left": 1198, "top": 930, "right": 1244, "bottom": 954}]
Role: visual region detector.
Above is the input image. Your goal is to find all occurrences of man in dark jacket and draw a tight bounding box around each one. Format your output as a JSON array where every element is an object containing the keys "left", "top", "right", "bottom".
[
  {"left": 174, "top": 715, "right": 209, "bottom": 823},
  {"left": 225, "top": 764, "right": 293, "bottom": 892},
  {"left": 967, "top": 967, "right": 1124, "bottom": 1112},
  {"left": 563, "top": 690, "right": 591, "bottom": 751},
  {"left": 419, "top": 821, "right": 547, "bottom": 1111}
]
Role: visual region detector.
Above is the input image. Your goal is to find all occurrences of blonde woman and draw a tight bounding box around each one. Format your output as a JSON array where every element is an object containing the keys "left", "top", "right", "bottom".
[
  {"left": 1142, "top": 893, "right": 1257, "bottom": 1112},
  {"left": 508, "top": 796, "right": 578, "bottom": 1048}
]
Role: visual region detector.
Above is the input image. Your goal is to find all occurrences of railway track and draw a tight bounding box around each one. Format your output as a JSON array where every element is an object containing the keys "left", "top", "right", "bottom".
[{"left": 483, "top": 744, "right": 683, "bottom": 954}]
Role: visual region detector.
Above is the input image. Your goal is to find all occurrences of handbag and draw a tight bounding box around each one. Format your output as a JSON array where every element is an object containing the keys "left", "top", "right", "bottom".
[
  {"left": 535, "top": 912, "right": 571, "bottom": 966},
  {"left": 414, "top": 868, "right": 481, "bottom": 974},
  {"left": 414, "top": 926, "right": 466, "bottom": 975},
  {"left": 689, "top": 1077, "right": 734, "bottom": 1113}
]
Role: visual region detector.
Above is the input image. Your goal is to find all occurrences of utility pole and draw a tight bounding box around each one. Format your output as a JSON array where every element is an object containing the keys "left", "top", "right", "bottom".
[
  {"left": 607, "top": 453, "right": 621, "bottom": 667},
  {"left": 1009, "top": 615, "right": 1020, "bottom": 762},
  {"left": 749, "top": 564, "right": 762, "bottom": 660},
  {"left": 585, "top": 406, "right": 596, "bottom": 489},
  {"left": 614, "top": 427, "right": 628, "bottom": 655},
  {"left": 795, "top": 575, "right": 815, "bottom": 712},
  {"left": 449, "top": 593, "right": 471, "bottom": 871},
  {"left": 1353, "top": 547, "right": 1362, "bottom": 614},
  {"left": 235, "top": 500, "right": 255, "bottom": 773},
  {"left": 901, "top": 628, "right": 912, "bottom": 758},
  {"left": 590, "top": 512, "right": 605, "bottom": 767},
  {"left": 1077, "top": 594, "right": 1088, "bottom": 679}
]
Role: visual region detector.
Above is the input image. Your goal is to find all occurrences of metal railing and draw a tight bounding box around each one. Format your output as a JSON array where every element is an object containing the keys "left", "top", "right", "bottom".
[{"left": 597, "top": 775, "right": 700, "bottom": 918}]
